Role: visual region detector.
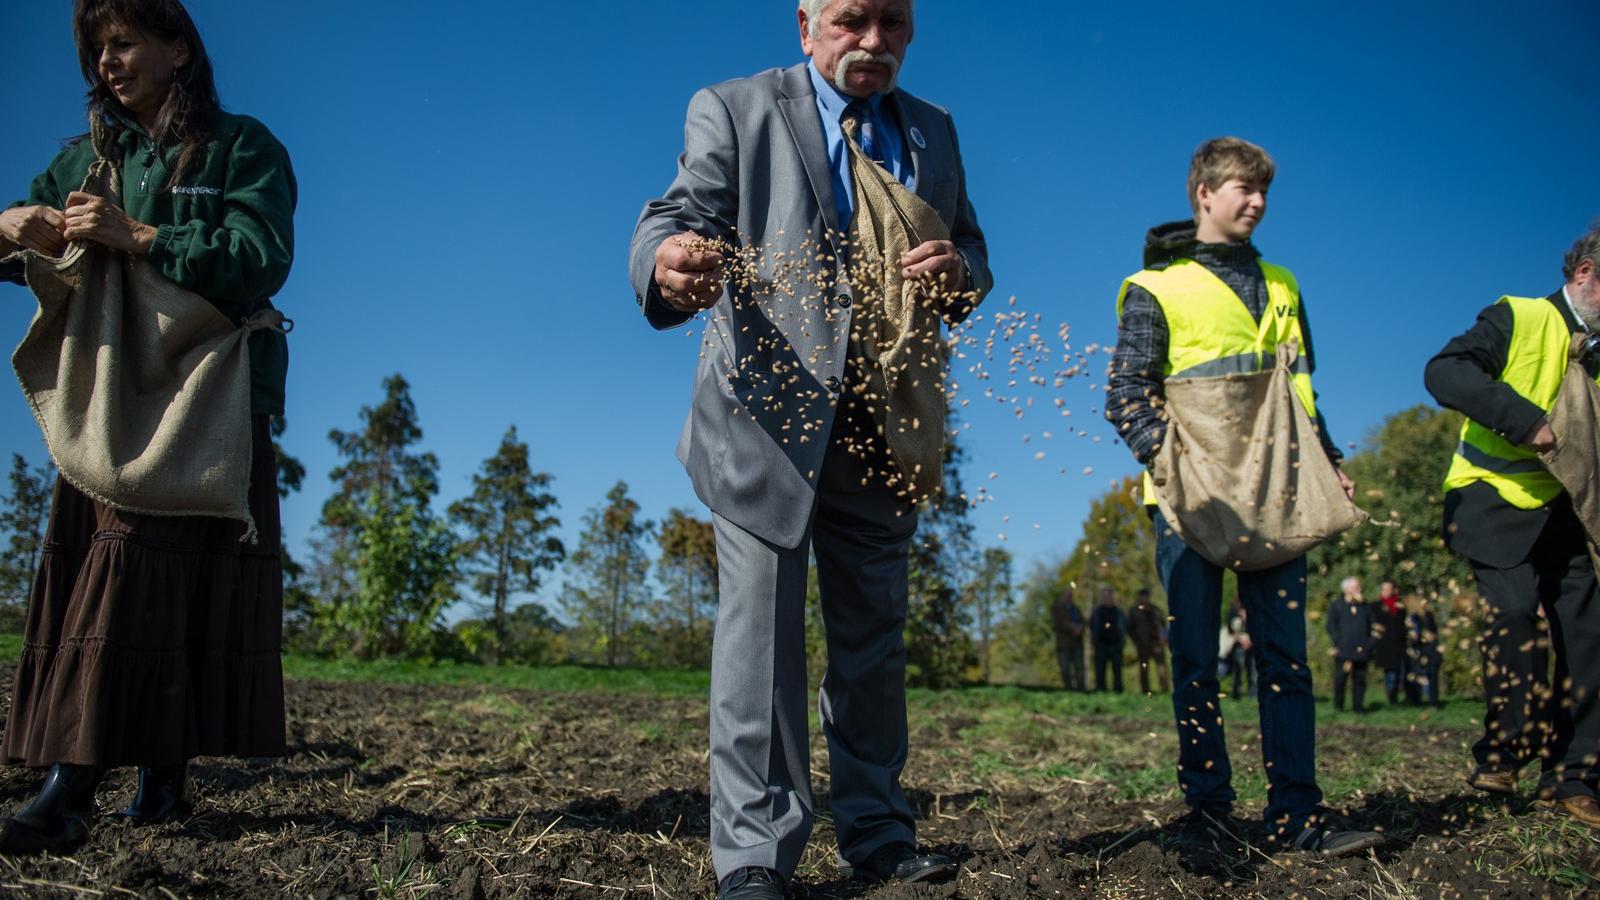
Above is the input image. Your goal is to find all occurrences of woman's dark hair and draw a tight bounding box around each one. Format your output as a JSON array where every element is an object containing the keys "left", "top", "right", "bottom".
[{"left": 73, "top": 0, "right": 221, "bottom": 184}]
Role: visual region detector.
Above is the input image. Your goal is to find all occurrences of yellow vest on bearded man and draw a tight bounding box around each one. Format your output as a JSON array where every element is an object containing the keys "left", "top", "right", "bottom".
[
  {"left": 1115, "top": 259, "right": 1316, "bottom": 507},
  {"left": 1441, "top": 295, "right": 1588, "bottom": 510}
]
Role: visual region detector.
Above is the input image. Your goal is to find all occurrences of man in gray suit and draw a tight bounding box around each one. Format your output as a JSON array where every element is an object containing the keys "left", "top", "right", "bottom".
[{"left": 628, "top": 2, "right": 990, "bottom": 897}]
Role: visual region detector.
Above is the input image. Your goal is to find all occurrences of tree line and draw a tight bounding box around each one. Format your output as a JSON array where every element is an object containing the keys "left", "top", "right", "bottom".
[
  {"left": 0, "top": 379, "right": 1480, "bottom": 693},
  {"left": 0, "top": 375, "right": 1014, "bottom": 684}
]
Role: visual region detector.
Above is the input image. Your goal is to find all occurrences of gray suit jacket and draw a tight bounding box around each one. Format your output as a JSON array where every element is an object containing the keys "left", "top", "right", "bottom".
[{"left": 629, "top": 63, "right": 993, "bottom": 549}]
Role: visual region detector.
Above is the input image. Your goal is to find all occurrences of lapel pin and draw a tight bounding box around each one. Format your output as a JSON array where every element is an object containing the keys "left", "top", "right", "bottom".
[{"left": 909, "top": 127, "right": 926, "bottom": 149}]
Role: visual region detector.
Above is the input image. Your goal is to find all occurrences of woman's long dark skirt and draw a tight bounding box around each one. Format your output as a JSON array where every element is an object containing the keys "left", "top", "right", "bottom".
[{"left": 2, "top": 417, "right": 285, "bottom": 767}]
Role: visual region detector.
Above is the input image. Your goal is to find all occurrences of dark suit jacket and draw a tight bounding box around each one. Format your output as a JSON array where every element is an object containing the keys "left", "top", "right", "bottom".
[
  {"left": 1325, "top": 599, "right": 1375, "bottom": 662},
  {"left": 1423, "top": 292, "right": 1582, "bottom": 568}
]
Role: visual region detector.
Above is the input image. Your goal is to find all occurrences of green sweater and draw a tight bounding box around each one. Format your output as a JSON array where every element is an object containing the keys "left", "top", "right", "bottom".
[{"left": 3, "top": 111, "right": 297, "bottom": 415}]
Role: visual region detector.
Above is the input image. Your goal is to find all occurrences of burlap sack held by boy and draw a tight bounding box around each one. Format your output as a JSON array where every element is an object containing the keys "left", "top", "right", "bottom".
[
  {"left": 1539, "top": 333, "right": 1600, "bottom": 572},
  {"left": 1151, "top": 341, "right": 1367, "bottom": 571},
  {"left": 4, "top": 122, "right": 282, "bottom": 541}
]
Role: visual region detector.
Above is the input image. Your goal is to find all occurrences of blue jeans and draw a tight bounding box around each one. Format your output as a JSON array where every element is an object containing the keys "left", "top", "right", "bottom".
[{"left": 1153, "top": 510, "right": 1323, "bottom": 836}]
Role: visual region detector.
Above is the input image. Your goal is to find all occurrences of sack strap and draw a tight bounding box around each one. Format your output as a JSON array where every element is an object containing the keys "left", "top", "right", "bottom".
[{"left": 242, "top": 308, "right": 293, "bottom": 334}]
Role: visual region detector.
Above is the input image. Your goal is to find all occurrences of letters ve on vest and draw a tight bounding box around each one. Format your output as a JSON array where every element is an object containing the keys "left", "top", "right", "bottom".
[{"left": 1115, "top": 259, "right": 1313, "bottom": 505}]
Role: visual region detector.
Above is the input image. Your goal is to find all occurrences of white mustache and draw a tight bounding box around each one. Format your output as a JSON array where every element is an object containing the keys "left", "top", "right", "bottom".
[{"left": 833, "top": 50, "right": 900, "bottom": 93}]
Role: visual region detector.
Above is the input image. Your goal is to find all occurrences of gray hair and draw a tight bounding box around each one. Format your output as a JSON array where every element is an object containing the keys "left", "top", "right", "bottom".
[
  {"left": 801, "top": 0, "right": 914, "bottom": 38},
  {"left": 1563, "top": 222, "right": 1600, "bottom": 282},
  {"left": 1340, "top": 576, "right": 1361, "bottom": 594}
]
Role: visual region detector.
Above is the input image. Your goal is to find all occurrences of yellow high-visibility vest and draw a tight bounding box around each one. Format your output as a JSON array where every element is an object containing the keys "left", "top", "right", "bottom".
[
  {"left": 1441, "top": 295, "right": 1588, "bottom": 509},
  {"left": 1115, "top": 259, "right": 1315, "bottom": 506}
]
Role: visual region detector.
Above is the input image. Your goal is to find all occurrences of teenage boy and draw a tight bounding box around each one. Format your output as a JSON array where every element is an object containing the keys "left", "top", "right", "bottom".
[{"left": 1105, "top": 137, "right": 1381, "bottom": 857}]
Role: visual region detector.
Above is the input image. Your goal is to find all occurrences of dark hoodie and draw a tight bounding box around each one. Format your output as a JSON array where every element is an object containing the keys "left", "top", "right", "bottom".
[{"left": 1105, "top": 220, "right": 1340, "bottom": 468}]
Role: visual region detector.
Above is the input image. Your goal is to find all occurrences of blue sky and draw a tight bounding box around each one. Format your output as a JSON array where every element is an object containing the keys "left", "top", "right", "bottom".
[{"left": 1, "top": 1, "right": 1597, "bottom": 609}]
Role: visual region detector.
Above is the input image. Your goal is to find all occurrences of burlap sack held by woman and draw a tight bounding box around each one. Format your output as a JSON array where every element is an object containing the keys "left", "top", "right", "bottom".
[
  {"left": 3, "top": 121, "right": 282, "bottom": 541},
  {"left": 1539, "top": 333, "right": 1600, "bottom": 571},
  {"left": 1151, "top": 341, "right": 1367, "bottom": 571}
]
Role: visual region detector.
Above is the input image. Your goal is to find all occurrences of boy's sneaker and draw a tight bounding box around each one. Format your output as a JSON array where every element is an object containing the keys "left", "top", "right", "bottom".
[
  {"left": 1165, "top": 807, "right": 1243, "bottom": 852},
  {"left": 1287, "top": 815, "right": 1383, "bottom": 858}
]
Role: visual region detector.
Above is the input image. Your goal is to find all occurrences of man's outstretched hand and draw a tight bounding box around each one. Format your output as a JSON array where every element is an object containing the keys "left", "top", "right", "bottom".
[{"left": 654, "top": 232, "right": 726, "bottom": 312}]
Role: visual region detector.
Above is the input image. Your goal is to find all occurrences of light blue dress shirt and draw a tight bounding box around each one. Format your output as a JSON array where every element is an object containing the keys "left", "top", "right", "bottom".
[{"left": 807, "top": 61, "right": 915, "bottom": 232}]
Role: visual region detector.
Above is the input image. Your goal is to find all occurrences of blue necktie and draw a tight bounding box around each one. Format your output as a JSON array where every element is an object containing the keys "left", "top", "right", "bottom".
[{"left": 844, "top": 100, "right": 887, "bottom": 168}]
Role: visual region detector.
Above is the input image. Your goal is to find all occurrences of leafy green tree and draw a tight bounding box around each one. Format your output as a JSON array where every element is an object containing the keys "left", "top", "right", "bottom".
[
  {"left": 968, "top": 546, "right": 1014, "bottom": 683},
  {"left": 991, "top": 475, "right": 1160, "bottom": 686},
  {"left": 991, "top": 559, "right": 1073, "bottom": 686},
  {"left": 1308, "top": 404, "right": 1477, "bottom": 693},
  {"left": 654, "top": 508, "right": 718, "bottom": 668},
  {"left": 308, "top": 375, "right": 458, "bottom": 658},
  {"left": 347, "top": 493, "right": 458, "bottom": 657},
  {"left": 448, "top": 426, "right": 564, "bottom": 664},
  {"left": 906, "top": 421, "right": 978, "bottom": 688},
  {"left": 1059, "top": 475, "right": 1162, "bottom": 605},
  {"left": 560, "top": 481, "right": 653, "bottom": 666},
  {"left": 0, "top": 453, "right": 54, "bottom": 625}
]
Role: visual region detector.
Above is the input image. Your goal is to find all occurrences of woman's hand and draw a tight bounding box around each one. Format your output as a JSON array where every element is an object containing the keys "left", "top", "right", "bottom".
[
  {"left": 62, "top": 192, "right": 158, "bottom": 255},
  {"left": 0, "top": 205, "right": 69, "bottom": 258}
]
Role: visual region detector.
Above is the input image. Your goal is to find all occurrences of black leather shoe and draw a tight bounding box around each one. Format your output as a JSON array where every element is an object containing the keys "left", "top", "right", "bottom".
[
  {"left": 0, "top": 764, "right": 103, "bottom": 855},
  {"left": 106, "top": 764, "right": 191, "bottom": 825},
  {"left": 839, "top": 842, "right": 956, "bottom": 883},
  {"left": 717, "top": 866, "right": 786, "bottom": 900}
]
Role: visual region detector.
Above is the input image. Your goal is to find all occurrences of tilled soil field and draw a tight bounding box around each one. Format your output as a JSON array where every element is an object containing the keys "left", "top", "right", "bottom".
[{"left": 0, "top": 670, "right": 1594, "bottom": 898}]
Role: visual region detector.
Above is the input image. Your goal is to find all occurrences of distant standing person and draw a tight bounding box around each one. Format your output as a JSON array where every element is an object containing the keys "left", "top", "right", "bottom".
[
  {"left": 0, "top": 0, "right": 295, "bottom": 855},
  {"left": 1404, "top": 598, "right": 1443, "bottom": 709},
  {"left": 1104, "top": 137, "right": 1378, "bottom": 856},
  {"left": 1325, "top": 577, "right": 1375, "bottom": 714},
  {"left": 1089, "top": 588, "right": 1128, "bottom": 693},
  {"left": 1372, "top": 579, "right": 1407, "bottom": 706},
  {"left": 1223, "top": 603, "right": 1254, "bottom": 699},
  {"left": 1050, "top": 589, "right": 1088, "bottom": 692},
  {"left": 1423, "top": 226, "right": 1600, "bottom": 828},
  {"left": 1127, "top": 589, "right": 1170, "bottom": 693}
]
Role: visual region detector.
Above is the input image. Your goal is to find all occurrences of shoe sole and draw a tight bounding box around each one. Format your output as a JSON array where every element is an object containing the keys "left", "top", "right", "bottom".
[
  {"left": 1315, "top": 834, "right": 1385, "bottom": 858},
  {"left": 1465, "top": 776, "right": 1517, "bottom": 797}
]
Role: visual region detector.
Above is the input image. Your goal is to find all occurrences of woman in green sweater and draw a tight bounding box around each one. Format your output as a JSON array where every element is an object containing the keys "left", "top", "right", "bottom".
[{"left": 0, "top": 0, "right": 295, "bottom": 854}]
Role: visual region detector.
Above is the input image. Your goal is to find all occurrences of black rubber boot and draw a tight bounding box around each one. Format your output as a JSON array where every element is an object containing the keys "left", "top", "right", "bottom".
[
  {"left": 106, "top": 763, "right": 190, "bottom": 825},
  {"left": 0, "top": 764, "right": 103, "bottom": 855}
]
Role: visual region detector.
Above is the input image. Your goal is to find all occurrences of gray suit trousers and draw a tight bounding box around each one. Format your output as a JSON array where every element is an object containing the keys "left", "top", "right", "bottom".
[{"left": 708, "top": 438, "right": 918, "bottom": 878}]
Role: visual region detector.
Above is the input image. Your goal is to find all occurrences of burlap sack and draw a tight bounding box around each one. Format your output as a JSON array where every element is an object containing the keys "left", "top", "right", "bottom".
[
  {"left": 1538, "top": 333, "right": 1600, "bottom": 571},
  {"left": 1152, "top": 342, "right": 1368, "bottom": 570},
  {"left": 845, "top": 120, "right": 950, "bottom": 504},
  {"left": 4, "top": 123, "right": 282, "bottom": 541}
]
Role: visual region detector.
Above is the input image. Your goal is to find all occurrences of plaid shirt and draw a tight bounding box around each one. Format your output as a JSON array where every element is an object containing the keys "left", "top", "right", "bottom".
[{"left": 1106, "top": 241, "right": 1341, "bottom": 467}]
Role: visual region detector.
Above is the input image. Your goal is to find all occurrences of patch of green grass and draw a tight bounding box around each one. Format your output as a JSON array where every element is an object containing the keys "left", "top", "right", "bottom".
[
  {"left": 0, "top": 634, "right": 20, "bottom": 658},
  {"left": 1479, "top": 807, "right": 1600, "bottom": 892},
  {"left": 282, "top": 653, "right": 711, "bottom": 697}
]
